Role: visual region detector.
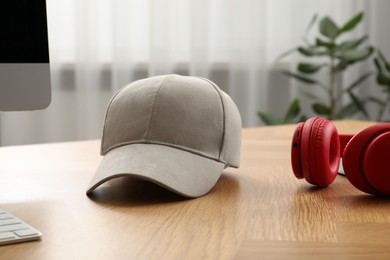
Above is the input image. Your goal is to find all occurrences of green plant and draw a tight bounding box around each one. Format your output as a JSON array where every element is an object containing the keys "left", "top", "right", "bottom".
[
  {"left": 259, "top": 12, "right": 374, "bottom": 125},
  {"left": 371, "top": 50, "right": 390, "bottom": 121},
  {"left": 258, "top": 99, "right": 306, "bottom": 125}
]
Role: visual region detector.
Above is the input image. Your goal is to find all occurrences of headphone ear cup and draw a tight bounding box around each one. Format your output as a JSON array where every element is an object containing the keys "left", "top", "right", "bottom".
[
  {"left": 299, "top": 117, "right": 340, "bottom": 187},
  {"left": 291, "top": 122, "right": 304, "bottom": 179},
  {"left": 343, "top": 123, "right": 390, "bottom": 195}
]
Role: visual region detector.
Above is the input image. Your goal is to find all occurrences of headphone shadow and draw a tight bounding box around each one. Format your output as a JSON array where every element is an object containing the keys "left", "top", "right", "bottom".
[
  {"left": 87, "top": 173, "right": 240, "bottom": 207},
  {"left": 304, "top": 185, "right": 327, "bottom": 193},
  {"left": 296, "top": 182, "right": 390, "bottom": 209},
  {"left": 344, "top": 194, "right": 390, "bottom": 207}
]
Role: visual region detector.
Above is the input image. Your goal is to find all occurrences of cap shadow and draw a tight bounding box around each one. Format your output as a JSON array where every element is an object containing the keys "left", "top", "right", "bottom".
[
  {"left": 87, "top": 177, "right": 187, "bottom": 206},
  {"left": 86, "top": 173, "right": 240, "bottom": 207}
]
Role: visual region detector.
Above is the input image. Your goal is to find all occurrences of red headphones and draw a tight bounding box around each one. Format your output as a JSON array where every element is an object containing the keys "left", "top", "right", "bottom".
[{"left": 291, "top": 117, "right": 390, "bottom": 195}]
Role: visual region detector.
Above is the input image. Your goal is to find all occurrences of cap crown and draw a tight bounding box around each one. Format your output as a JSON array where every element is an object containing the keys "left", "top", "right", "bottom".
[{"left": 101, "top": 74, "right": 241, "bottom": 167}]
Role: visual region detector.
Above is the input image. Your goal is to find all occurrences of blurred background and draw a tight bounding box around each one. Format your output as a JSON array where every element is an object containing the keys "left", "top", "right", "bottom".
[{"left": 1, "top": 0, "right": 390, "bottom": 146}]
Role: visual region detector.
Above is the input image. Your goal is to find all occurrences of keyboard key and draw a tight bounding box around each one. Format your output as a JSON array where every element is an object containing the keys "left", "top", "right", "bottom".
[
  {"left": 0, "top": 218, "right": 21, "bottom": 226},
  {"left": 15, "top": 229, "right": 39, "bottom": 237},
  {"left": 0, "top": 213, "right": 12, "bottom": 220},
  {"left": 0, "top": 223, "right": 29, "bottom": 233},
  {"left": 0, "top": 232, "right": 17, "bottom": 241}
]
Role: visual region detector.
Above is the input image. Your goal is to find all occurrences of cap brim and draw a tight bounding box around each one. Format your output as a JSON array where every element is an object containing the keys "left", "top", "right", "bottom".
[{"left": 86, "top": 144, "right": 225, "bottom": 198}]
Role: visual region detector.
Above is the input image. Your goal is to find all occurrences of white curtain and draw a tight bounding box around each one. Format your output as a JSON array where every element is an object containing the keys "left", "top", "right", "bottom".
[{"left": 1, "top": 0, "right": 389, "bottom": 145}]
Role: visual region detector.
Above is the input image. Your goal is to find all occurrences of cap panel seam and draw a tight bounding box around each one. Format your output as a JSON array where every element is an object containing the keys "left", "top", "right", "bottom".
[
  {"left": 145, "top": 76, "right": 169, "bottom": 142},
  {"left": 197, "top": 77, "right": 226, "bottom": 161},
  {"left": 100, "top": 84, "right": 128, "bottom": 155}
]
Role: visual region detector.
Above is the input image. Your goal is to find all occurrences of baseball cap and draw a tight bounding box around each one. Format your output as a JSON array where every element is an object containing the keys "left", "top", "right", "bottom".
[{"left": 86, "top": 74, "right": 242, "bottom": 198}]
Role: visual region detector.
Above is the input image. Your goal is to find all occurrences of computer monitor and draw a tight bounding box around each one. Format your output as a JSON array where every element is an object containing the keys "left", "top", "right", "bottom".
[
  {"left": 0, "top": 0, "right": 50, "bottom": 245},
  {"left": 0, "top": 0, "right": 51, "bottom": 111}
]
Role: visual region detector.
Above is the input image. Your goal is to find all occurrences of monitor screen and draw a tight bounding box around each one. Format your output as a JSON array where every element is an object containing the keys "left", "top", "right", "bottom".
[{"left": 0, "top": 0, "right": 51, "bottom": 111}]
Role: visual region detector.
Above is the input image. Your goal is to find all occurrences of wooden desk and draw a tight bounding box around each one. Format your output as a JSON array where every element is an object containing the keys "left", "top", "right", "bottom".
[{"left": 1, "top": 120, "right": 390, "bottom": 259}]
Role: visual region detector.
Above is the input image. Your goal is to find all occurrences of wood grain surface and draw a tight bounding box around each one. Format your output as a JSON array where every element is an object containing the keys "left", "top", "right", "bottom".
[{"left": 1, "top": 120, "right": 389, "bottom": 260}]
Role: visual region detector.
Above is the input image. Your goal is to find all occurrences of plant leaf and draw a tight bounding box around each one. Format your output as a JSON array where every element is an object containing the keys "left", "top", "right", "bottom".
[
  {"left": 297, "top": 62, "right": 323, "bottom": 74},
  {"left": 319, "top": 16, "right": 339, "bottom": 40},
  {"left": 305, "top": 14, "right": 318, "bottom": 36},
  {"left": 257, "top": 112, "right": 281, "bottom": 125},
  {"left": 338, "top": 12, "right": 364, "bottom": 34},
  {"left": 344, "top": 71, "right": 373, "bottom": 92},
  {"left": 368, "top": 96, "right": 385, "bottom": 106},
  {"left": 299, "top": 115, "right": 308, "bottom": 122},
  {"left": 297, "top": 47, "right": 314, "bottom": 56},
  {"left": 335, "top": 35, "right": 368, "bottom": 52},
  {"left": 348, "top": 91, "right": 369, "bottom": 118},
  {"left": 377, "top": 72, "right": 390, "bottom": 85},
  {"left": 315, "top": 38, "right": 335, "bottom": 49},
  {"left": 339, "top": 47, "right": 374, "bottom": 64},
  {"left": 378, "top": 49, "right": 390, "bottom": 72},
  {"left": 336, "top": 102, "right": 359, "bottom": 118},
  {"left": 334, "top": 61, "right": 348, "bottom": 72},
  {"left": 312, "top": 103, "right": 331, "bottom": 115},
  {"left": 283, "top": 71, "right": 318, "bottom": 84},
  {"left": 373, "top": 57, "right": 382, "bottom": 72},
  {"left": 284, "top": 99, "right": 300, "bottom": 122},
  {"left": 275, "top": 47, "right": 298, "bottom": 63},
  {"left": 299, "top": 89, "right": 321, "bottom": 100},
  {"left": 297, "top": 46, "right": 328, "bottom": 57}
]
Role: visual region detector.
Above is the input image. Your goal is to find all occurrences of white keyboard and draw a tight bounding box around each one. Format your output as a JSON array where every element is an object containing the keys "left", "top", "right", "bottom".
[{"left": 0, "top": 208, "right": 42, "bottom": 246}]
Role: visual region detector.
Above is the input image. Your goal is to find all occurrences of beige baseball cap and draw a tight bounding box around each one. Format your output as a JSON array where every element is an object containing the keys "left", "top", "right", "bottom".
[{"left": 86, "top": 74, "right": 241, "bottom": 198}]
